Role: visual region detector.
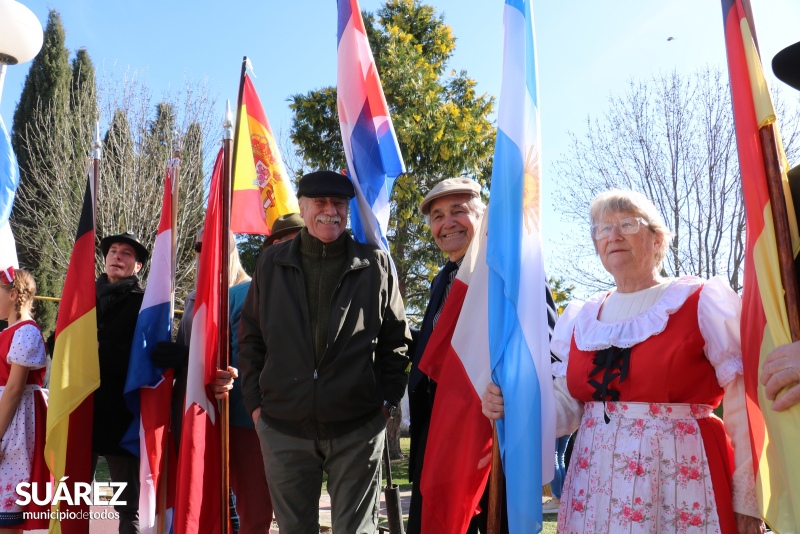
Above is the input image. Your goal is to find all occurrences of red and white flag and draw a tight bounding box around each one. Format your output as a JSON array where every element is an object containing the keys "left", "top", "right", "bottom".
[
  {"left": 418, "top": 215, "right": 494, "bottom": 533},
  {"left": 174, "top": 148, "right": 224, "bottom": 534}
]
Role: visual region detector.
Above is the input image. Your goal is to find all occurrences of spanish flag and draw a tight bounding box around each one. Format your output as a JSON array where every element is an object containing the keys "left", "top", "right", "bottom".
[
  {"left": 722, "top": 0, "right": 800, "bottom": 530},
  {"left": 44, "top": 164, "right": 99, "bottom": 533},
  {"left": 230, "top": 59, "right": 299, "bottom": 235}
]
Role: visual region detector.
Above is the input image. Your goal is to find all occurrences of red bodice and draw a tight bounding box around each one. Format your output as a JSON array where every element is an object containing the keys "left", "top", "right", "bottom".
[
  {"left": 0, "top": 320, "right": 47, "bottom": 387},
  {"left": 566, "top": 287, "right": 724, "bottom": 407}
]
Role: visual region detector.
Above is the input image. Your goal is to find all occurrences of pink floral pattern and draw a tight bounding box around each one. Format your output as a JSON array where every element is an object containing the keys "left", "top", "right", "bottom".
[
  {"left": 557, "top": 402, "right": 722, "bottom": 533},
  {"left": 0, "top": 322, "right": 47, "bottom": 517},
  {"left": 665, "top": 501, "right": 716, "bottom": 533}
]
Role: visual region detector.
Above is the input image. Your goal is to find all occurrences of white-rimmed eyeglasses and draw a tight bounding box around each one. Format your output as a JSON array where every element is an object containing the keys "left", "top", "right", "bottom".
[{"left": 591, "top": 217, "right": 649, "bottom": 240}]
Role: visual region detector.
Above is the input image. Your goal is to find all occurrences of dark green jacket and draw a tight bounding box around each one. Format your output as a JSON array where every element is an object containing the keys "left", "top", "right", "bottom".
[{"left": 238, "top": 232, "right": 411, "bottom": 440}]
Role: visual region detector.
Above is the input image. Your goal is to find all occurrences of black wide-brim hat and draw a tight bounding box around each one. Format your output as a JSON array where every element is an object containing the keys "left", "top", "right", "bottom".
[
  {"left": 263, "top": 213, "right": 305, "bottom": 248},
  {"left": 100, "top": 231, "right": 150, "bottom": 263},
  {"left": 773, "top": 41, "right": 800, "bottom": 92},
  {"left": 297, "top": 170, "right": 355, "bottom": 200}
]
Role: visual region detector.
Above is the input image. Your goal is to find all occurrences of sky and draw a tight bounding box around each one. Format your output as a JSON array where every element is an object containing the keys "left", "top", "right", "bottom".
[{"left": 1, "top": 0, "right": 799, "bottom": 286}]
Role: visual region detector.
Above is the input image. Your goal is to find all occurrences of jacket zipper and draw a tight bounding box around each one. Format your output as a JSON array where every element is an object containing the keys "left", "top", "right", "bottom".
[
  {"left": 313, "top": 243, "right": 366, "bottom": 438},
  {"left": 311, "top": 244, "right": 327, "bottom": 439}
]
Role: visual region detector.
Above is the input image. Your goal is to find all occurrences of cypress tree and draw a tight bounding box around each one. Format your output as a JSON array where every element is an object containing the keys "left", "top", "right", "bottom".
[
  {"left": 69, "top": 48, "right": 97, "bottom": 180},
  {"left": 10, "top": 10, "right": 72, "bottom": 337}
]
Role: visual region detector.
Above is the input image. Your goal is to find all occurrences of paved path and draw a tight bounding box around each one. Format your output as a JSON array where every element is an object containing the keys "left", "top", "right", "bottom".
[{"left": 28, "top": 490, "right": 412, "bottom": 533}]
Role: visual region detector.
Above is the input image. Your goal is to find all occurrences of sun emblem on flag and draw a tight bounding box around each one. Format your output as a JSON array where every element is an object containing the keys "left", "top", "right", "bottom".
[{"left": 522, "top": 144, "right": 541, "bottom": 234}]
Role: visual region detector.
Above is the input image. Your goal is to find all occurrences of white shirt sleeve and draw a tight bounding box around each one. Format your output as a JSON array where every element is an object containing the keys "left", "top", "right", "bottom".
[
  {"left": 722, "top": 376, "right": 761, "bottom": 517},
  {"left": 549, "top": 301, "right": 586, "bottom": 436},
  {"left": 550, "top": 300, "right": 585, "bottom": 377},
  {"left": 697, "top": 276, "right": 744, "bottom": 387},
  {"left": 698, "top": 276, "right": 759, "bottom": 517},
  {"left": 7, "top": 323, "right": 47, "bottom": 369}
]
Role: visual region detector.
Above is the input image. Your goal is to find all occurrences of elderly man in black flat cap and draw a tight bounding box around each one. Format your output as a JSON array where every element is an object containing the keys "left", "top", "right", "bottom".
[
  {"left": 93, "top": 231, "right": 149, "bottom": 534},
  {"left": 239, "top": 171, "right": 412, "bottom": 534}
]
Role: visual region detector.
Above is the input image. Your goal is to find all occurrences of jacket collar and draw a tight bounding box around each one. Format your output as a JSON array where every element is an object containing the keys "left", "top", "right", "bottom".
[{"left": 273, "top": 230, "right": 370, "bottom": 273}]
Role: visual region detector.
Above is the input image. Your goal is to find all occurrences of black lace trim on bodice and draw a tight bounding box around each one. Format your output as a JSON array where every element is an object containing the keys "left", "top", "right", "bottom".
[{"left": 588, "top": 345, "right": 632, "bottom": 423}]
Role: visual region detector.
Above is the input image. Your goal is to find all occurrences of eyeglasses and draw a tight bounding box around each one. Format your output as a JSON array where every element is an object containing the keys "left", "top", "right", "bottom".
[
  {"left": 591, "top": 217, "right": 648, "bottom": 240},
  {"left": 194, "top": 242, "right": 202, "bottom": 253}
]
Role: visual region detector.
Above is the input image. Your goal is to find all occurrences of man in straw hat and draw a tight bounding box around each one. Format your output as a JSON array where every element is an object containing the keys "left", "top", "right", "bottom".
[{"left": 407, "top": 177, "right": 493, "bottom": 533}]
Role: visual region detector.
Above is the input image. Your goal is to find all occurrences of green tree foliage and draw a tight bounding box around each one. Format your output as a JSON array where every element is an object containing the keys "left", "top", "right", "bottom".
[
  {"left": 11, "top": 10, "right": 70, "bottom": 177},
  {"left": 68, "top": 49, "right": 98, "bottom": 179},
  {"left": 548, "top": 276, "right": 575, "bottom": 315},
  {"left": 290, "top": 0, "right": 495, "bottom": 322},
  {"left": 238, "top": 235, "right": 264, "bottom": 275},
  {"left": 10, "top": 10, "right": 73, "bottom": 336}
]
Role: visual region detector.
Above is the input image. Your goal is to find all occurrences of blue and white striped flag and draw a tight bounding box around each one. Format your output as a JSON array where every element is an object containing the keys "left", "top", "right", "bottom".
[{"left": 337, "top": 0, "right": 405, "bottom": 259}]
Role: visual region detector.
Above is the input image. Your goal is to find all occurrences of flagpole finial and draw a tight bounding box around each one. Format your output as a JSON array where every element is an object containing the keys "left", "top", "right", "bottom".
[
  {"left": 223, "top": 100, "right": 233, "bottom": 141},
  {"left": 91, "top": 121, "right": 102, "bottom": 160},
  {"left": 172, "top": 129, "right": 182, "bottom": 159}
]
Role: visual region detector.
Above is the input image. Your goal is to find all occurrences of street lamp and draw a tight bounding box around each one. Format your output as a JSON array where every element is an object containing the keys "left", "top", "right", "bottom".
[{"left": 0, "top": 0, "right": 43, "bottom": 106}]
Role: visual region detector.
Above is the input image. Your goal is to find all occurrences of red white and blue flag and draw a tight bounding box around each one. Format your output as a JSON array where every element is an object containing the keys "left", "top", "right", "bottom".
[
  {"left": 337, "top": 0, "right": 405, "bottom": 256},
  {"left": 418, "top": 214, "right": 494, "bottom": 533},
  {"left": 487, "top": 1, "right": 555, "bottom": 531},
  {"left": 124, "top": 158, "right": 179, "bottom": 533},
  {"left": 174, "top": 148, "right": 224, "bottom": 534},
  {"left": 0, "top": 116, "right": 19, "bottom": 278}
]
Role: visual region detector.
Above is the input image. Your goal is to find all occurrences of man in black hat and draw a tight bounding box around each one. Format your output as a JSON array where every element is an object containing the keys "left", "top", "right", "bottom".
[
  {"left": 239, "top": 171, "right": 412, "bottom": 534},
  {"left": 94, "top": 231, "right": 149, "bottom": 534}
]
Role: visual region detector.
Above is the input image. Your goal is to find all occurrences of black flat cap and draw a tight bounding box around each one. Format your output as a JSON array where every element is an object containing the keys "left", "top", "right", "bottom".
[
  {"left": 773, "top": 41, "right": 800, "bottom": 92},
  {"left": 297, "top": 170, "right": 355, "bottom": 200},
  {"left": 100, "top": 231, "right": 150, "bottom": 263}
]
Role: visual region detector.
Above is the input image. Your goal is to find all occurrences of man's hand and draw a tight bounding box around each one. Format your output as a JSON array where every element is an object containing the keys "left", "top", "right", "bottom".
[
  {"left": 761, "top": 340, "right": 800, "bottom": 411},
  {"left": 251, "top": 407, "right": 261, "bottom": 427},
  {"left": 735, "top": 513, "right": 765, "bottom": 534},
  {"left": 212, "top": 366, "right": 238, "bottom": 400},
  {"left": 482, "top": 382, "right": 505, "bottom": 420}
]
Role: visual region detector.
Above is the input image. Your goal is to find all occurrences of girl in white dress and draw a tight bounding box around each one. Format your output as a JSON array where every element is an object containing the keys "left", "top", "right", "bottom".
[{"left": 0, "top": 269, "right": 49, "bottom": 533}]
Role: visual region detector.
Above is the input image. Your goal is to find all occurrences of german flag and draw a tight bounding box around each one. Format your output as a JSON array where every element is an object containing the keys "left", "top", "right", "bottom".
[
  {"left": 230, "top": 60, "right": 299, "bottom": 235},
  {"left": 722, "top": 0, "right": 800, "bottom": 530},
  {"left": 44, "top": 165, "right": 99, "bottom": 533}
]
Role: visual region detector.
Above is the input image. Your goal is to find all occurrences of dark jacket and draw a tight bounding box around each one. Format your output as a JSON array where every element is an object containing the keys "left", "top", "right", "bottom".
[
  {"left": 93, "top": 274, "right": 145, "bottom": 456},
  {"left": 238, "top": 231, "right": 411, "bottom": 440}
]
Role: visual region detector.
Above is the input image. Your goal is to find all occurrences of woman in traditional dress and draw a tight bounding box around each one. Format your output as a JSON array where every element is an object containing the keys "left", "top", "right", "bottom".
[
  {"left": 482, "top": 190, "right": 764, "bottom": 533},
  {"left": 0, "top": 269, "right": 48, "bottom": 532}
]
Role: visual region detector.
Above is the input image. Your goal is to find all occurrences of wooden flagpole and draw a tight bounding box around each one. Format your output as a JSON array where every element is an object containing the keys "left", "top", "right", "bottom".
[
  {"left": 759, "top": 123, "right": 800, "bottom": 340},
  {"left": 742, "top": 0, "right": 800, "bottom": 340},
  {"left": 219, "top": 102, "right": 233, "bottom": 534},
  {"left": 487, "top": 424, "right": 504, "bottom": 534}
]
